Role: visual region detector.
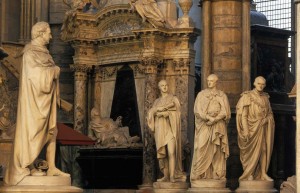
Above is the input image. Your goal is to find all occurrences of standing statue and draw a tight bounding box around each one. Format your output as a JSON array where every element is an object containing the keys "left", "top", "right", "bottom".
[
  {"left": 4, "top": 22, "right": 69, "bottom": 186},
  {"left": 130, "top": 0, "right": 166, "bottom": 28},
  {"left": 236, "top": 76, "right": 275, "bottom": 181},
  {"left": 147, "top": 80, "right": 186, "bottom": 183},
  {"left": 190, "top": 74, "right": 230, "bottom": 181}
]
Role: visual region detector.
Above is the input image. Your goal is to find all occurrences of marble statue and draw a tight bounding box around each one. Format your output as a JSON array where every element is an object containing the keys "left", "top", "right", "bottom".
[
  {"left": 130, "top": 0, "right": 166, "bottom": 28},
  {"left": 190, "top": 74, "right": 230, "bottom": 181},
  {"left": 236, "top": 76, "right": 275, "bottom": 181},
  {"left": 147, "top": 80, "right": 186, "bottom": 183},
  {"left": 4, "top": 22, "right": 69, "bottom": 186},
  {"left": 0, "top": 105, "right": 15, "bottom": 139},
  {"left": 89, "top": 107, "right": 140, "bottom": 148}
]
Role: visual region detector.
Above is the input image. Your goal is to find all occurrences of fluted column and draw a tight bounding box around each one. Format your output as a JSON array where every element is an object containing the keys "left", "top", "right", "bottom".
[
  {"left": 20, "top": 0, "right": 36, "bottom": 43},
  {"left": 141, "top": 57, "right": 161, "bottom": 187},
  {"left": 71, "top": 64, "right": 90, "bottom": 134}
]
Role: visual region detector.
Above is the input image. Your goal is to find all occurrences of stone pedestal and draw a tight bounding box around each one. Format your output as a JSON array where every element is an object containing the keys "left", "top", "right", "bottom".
[
  {"left": 0, "top": 139, "right": 13, "bottom": 177},
  {"left": 188, "top": 179, "right": 231, "bottom": 193},
  {"left": 236, "top": 180, "right": 278, "bottom": 193},
  {"left": 153, "top": 182, "right": 189, "bottom": 193},
  {"left": 0, "top": 176, "right": 83, "bottom": 193}
]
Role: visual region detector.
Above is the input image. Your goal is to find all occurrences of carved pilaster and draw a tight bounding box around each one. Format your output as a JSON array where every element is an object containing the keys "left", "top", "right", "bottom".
[
  {"left": 140, "top": 57, "right": 161, "bottom": 187},
  {"left": 70, "top": 64, "right": 91, "bottom": 134}
]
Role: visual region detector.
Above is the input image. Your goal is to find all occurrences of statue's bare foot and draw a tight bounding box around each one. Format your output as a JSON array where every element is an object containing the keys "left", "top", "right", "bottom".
[
  {"left": 170, "top": 177, "right": 175, "bottom": 183},
  {"left": 261, "top": 174, "right": 273, "bottom": 181},
  {"left": 247, "top": 175, "right": 254, "bottom": 181},
  {"left": 157, "top": 176, "right": 169, "bottom": 182},
  {"left": 47, "top": 168, "right": 70, "bottom": 177}
]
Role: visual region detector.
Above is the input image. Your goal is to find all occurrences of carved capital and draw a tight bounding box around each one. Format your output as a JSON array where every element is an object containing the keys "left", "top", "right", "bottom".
[
  {"left": 95, "top": 65, "right": 118, "bottom": 81},
  {"left": 141, "top": 57, "right": 163, "bottom": 74},
  {"left": 173, "top": 58, "right": 191, "bottom": 75},
  {"left": 70, "top": 64, "right": 91, "bottom": 81}
]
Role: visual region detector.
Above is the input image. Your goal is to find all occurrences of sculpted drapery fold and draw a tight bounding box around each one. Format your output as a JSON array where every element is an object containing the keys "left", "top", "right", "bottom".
[
  {"left": 191, "top": 89, "right": 230, "bottom": 180},
  {"left": 236, "top": 90, "right": 275, "bottom": 181},
  {"left": 5, "top": 43, "right": 59, "bottom": 185}
]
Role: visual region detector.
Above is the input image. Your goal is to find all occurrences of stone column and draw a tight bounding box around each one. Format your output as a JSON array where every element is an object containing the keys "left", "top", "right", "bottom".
[
  {"left": 20, "top": 0, "right": 36, "bottom": 43},
  {"left": 71, "top": 64, "right": 90, "bottom": 134},
  {"left": 295, "top": 1, "right": 300, "bottom": 192},
  {"left": 139, "top": 57, "right": 160, "bottom": 190},
  {"left": 200, "top": 0, "right": 212, "bottom": 89},
  {"left": 200, "top": 0, "right": 250, "bottom": 106}
]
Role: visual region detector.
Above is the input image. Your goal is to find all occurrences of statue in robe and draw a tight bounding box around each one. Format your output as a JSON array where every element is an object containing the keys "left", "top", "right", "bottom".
[
  {"left": 4, "top": 22, "right": 69, "bottom": 186},
  {"left": 89, "top": 107, "right": 140, "bottom": 148},
  {"left": 236, "top": 76, "right": 275, "bottom": 181},
  {"left": 190, "top": 74, "right": 230, "bottom": 181},
  {"left": 147, "top": 80, "right": 186, "bottom": 182},
  {"left": 130, "top": 0, "right": 166, "bottom": 28}
]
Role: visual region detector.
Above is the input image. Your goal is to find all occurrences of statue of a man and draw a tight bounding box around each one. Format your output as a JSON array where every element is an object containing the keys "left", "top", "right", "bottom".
[
  {"left": 236, "top": 76, "right": 275, "bottom": 181},
  {"left": 147, "top": 80, "right": 186, "bottom": 183},
  {"left": 130, "top": 0, "right": 165, "bottom": 28},
  {"left": 4, "top": 22, "right": 69, "bottom": 186},
  {"left": 190, "top": 74, "right": 230, "bottom": 181}
]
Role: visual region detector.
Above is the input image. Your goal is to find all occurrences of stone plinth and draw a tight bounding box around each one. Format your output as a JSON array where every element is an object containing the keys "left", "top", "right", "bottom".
[
  {"left": 153, "top": 182, "right": 188, "bottom": 193},
  {"left": 236, "top": 180, "right": 278, "bottom": 193},
  {"left": 0, "top": 176, "right": 83, "bottom": 193},
  {"left": 0, "top": 139, "right": 13, "bottom": 175},
  {"left": 188, "top": 179, "right": 231, "bottom": 192}
]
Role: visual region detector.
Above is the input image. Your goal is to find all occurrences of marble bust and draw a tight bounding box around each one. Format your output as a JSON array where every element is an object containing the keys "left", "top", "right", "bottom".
[
  {"left": 236, "top": 76, "right": 275, "bottom": 181},
  {"left": 147, "top": 80, "right": 186, "bottom": 183},
  {"left": 190, "top": 74, "right": 230, "bottom": 182}
]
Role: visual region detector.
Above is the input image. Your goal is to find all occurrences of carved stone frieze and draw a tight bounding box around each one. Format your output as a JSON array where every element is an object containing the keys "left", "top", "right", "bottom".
[{"left": 173, "top": 58, "right": 191, "bottom": 75}]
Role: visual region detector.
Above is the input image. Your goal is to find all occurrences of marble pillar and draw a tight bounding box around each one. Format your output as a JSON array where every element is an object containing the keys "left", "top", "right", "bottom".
[
  {"left": 200, "top": 0, "right": 251, "bottom": 106},
  {"left": 71, "top": 64, "right": 90, "bottom": 134},
  {"left": 139, "top": 57, "right": 160, "bottom": 192},
  {"left": 295, "top": 1, "right": 300, "bottom": 192}
]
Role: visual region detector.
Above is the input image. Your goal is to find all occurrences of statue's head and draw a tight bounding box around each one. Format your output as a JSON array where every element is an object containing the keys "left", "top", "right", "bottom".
[
  {"left": 31, "top": 22, "right": 52, "bottom": 45},
  {"left": 253, "top": 76, "right": 266, "bottom": 92},
  {"left": 158, "top": 80, "right": 168, "bottom": 94},
  {"left": 207, "top": 74, "right": 218, "bottom": 89}
]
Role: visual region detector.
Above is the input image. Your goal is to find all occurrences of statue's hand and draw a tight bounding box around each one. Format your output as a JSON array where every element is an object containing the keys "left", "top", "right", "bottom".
[
  {"left": 261, "top": 117, "right": 268, "bottom": 126},
  {"left": 54, "top": 66, "right": 60, "bottom": 79}
]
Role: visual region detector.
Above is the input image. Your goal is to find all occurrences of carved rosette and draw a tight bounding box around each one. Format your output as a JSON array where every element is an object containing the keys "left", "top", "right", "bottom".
[
  {"left": 70, "top": 64, "right": 91, "bottom": 134},
  {"left": 173, "top": 58, "right": 191, "bottom": 75},
  {"left": 141, "top": 57, "right": 162, "bottom": 185}
]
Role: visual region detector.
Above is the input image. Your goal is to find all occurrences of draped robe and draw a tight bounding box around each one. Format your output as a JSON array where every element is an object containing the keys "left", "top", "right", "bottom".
[
  {"left": 4, "top": 42, "right": 59, "bottom": 185},
  {"left": 236, "top": 90, "right": 275, "bottom": 181},
  {"left": 191, "top": 89, "right": 230, "bottom": 181},
  {"left": 147, "top": 94, "right": 186, "bottom": 180}
]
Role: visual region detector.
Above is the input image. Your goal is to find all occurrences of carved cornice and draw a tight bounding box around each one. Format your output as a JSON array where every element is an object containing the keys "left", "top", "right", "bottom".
[
  {"left": 70, "top": 64, "right": 92, "bottom": 73},
  {"left": 173, "top": 58, "right": 191, "bottom": 75}
]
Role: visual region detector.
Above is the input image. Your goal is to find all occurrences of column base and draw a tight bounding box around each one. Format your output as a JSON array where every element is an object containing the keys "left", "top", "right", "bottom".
[
  {"left": 153, "top": 182, "right": 189, "bottom": 193},
  {"left": 236, "top": 180, "right": 278, "bottom": 193}
]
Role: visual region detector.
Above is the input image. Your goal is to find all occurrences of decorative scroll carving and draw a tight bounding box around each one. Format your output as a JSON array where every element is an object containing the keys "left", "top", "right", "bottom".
[
  {"left": 141, "top": 57, "right": 163, "bottom": 74},
  {"left": 97, "top": 66, "right": 118, "bottom": 81},
  {"left": 70, "top": 64, "right": 91, "bottom": 81},
  {"left": 100, "top": 18, "right": 141, "bottom": 37},
  {"left": 173, "top": 58, "right": 191, "bottom": 75}
]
